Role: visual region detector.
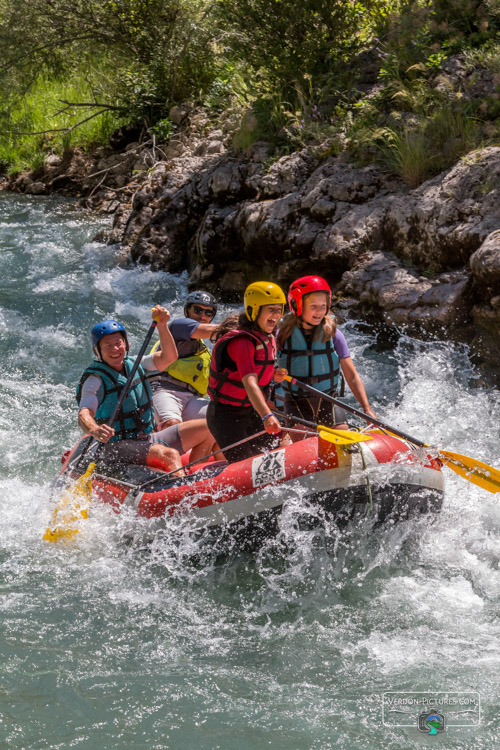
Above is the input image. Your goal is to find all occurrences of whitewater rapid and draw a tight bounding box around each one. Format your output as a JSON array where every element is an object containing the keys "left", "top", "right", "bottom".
[{"left": 0, "top": 194, "right": 498, "bottom": 749}]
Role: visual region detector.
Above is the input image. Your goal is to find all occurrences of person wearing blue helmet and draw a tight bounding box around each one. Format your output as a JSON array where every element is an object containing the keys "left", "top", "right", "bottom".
[
  {"left": 148, "top": 290, "right": 219, "bottom": 430},
  {"left": 76, "top": 305, "right": 214, "bottom": 472}
]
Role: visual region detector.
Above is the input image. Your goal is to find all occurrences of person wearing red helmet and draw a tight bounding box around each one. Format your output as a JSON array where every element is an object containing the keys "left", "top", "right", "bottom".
[{"left": 276, "top": 275, "right": 376, "bottom": 436}]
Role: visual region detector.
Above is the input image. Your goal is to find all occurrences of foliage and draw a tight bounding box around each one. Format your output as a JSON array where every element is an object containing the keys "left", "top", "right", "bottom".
[
  {"left": 349, "top": 100, "right": 482, "bottom": 186},
  {"left": 0, "top": 73, "right": 126, "bottom": 173},
  {"left": 464, "top": 40, "right": 500, "bottom": 71},
  {"left": 0, "top": 0, "right": 499, "bottom": 179},
  {"left": 0, "top": 0, "right": 220, "bottom": 124},
  {"left": 216, "top": 0, "right": 367, "bottom": 93}
]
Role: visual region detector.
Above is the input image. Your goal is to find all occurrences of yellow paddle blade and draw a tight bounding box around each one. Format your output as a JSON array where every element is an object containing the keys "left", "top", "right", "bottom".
[
  {"left": 43, "top": 462, "right": 96, "bottom": 543},
  {"left": 439, "top": 450, "right": 500, "bottom": 494},
  {"left": 318, "top": 427, "right": 372, "bottom": 445}
]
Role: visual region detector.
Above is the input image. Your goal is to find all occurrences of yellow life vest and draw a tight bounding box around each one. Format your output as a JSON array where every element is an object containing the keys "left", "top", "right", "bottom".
[{"left": 150, "top": 340, "right": 211, "bottom": 395}]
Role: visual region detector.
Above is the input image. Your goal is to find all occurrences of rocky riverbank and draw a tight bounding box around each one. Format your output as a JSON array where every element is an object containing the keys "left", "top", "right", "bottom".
[{"left": 2, "top": 109, "right": 499, "bottom": 383}]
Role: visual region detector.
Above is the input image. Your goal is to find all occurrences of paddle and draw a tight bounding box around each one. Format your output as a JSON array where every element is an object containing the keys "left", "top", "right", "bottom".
[
  {"left": 283, "top": 375, "right": 500, "bottom": 494},
  {"left": 272, "top": 409, "right": 372, "bottom": 445},
  {"left": 137, "top": 417, "right": 371, "bottom": 492},
  {"left": 44, "top": 319, "right": 158, "bottom": 542}
]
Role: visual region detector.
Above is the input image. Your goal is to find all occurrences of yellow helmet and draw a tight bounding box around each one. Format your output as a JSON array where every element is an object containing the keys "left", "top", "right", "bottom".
[{"left": 244, "top": 281, "right": 286, "bottom": 322}]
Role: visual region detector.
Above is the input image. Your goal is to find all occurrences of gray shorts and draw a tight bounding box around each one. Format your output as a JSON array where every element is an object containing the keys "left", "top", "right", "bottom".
[
  {"left": 152, "top": 386, "right": 208, "bottom": 424},
  {"left": 97, "top": 424, "right": 183, "bottom": 465}
]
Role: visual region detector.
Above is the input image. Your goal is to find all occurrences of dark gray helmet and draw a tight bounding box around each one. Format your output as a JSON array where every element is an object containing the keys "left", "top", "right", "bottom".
[{"left": 184, "top": 290, "right": 217, "bottom": 318}]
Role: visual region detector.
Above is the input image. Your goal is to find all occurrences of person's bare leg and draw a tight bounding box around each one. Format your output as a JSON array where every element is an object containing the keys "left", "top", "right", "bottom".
[
  {"left": 178, "top": 419, "right": 215, "bottom": 463},
  {"left": 146, "top": 444, "right": 183, "bottom": 475},
  {"left": 211, "top": 442, "right": 225, "bottom": 461},
  {"left": 158, "top": 418, "right": 181, "bottom": 429}
]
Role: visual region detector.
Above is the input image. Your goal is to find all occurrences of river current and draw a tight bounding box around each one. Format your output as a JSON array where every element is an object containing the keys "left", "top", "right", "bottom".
[{"left": 0, "top": 194, "right": 499, "bottom": 749}]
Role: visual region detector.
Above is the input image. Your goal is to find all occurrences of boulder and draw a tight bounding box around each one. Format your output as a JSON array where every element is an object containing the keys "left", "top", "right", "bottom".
[
  {"left": 470, "top": 229, "right": 500, "bottom": 288},
  {"left": 25, "top": 181, "right": 47, "bottom": 195}
]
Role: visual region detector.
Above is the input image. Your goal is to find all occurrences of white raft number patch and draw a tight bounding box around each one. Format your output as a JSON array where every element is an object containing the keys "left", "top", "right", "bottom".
[{"left": 251, "top": 450, "right": 286, "bottom": 488}]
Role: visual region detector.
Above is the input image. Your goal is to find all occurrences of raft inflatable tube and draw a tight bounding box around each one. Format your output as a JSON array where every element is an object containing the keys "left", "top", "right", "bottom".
[{"left": 57, "top": 431, "right": 444, "bottom": 543}]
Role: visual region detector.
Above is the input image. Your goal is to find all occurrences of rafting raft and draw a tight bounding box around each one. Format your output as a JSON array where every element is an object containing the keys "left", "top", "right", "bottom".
[{"left": 55, "top": 429, "right": 444, "bottom": 545}]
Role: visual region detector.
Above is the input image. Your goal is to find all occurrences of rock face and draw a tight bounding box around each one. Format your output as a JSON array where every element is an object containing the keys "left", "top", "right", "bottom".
[
  {"left": 113, "top": 142, "right": 499, "bottom": 379},
  {"left": 2, "top": 120, "right": 499, "bottom": 381}
]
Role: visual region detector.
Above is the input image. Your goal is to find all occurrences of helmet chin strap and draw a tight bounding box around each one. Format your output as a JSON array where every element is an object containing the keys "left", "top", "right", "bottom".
[{"left": 298, "top": 316, "right": 314, "bottom": 330}]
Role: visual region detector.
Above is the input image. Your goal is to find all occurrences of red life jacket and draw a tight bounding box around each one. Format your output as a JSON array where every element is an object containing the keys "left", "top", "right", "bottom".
[{"left": 208, "top": 329, "right": 276, "bottom": 407}]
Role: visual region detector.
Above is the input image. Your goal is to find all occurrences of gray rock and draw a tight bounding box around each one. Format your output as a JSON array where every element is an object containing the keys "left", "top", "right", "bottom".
[
  {"left": 169, "top": 105, "right": 190, "bottom": 126},
  {"left": 245, "top": 141, "right": 272, "bottom": 163},
  {"left": 25, "top": 181, "right": 46, "bottom": 195},
  {"left": 470, "top": 229, "right": 500, "bottom": 287},
  {"left": 93, "top": 136, "right": 499, "bottom": 378},
  {"left": 164, "top": 140, "right": 185, "bottom": 159},
  {"left": 44, "top": 154, "right": 62, "bottom": 168},
  {"left": 206, "top": 141, "right": 225, "bottom": 155},
  {"left": 260, "top": 152, "right": 316, "bottom": 197}
]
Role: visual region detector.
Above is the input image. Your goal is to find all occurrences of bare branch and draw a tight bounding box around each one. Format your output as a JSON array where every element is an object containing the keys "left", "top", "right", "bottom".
[
  {"left": 4, "top": 107, "right": 119, "bottom": 136},
  {"left": 57, "top": 99, "right": 125, "bottom": 111},
  {"left": 5, "top": 127, "right": 69, "bottom": 135}
]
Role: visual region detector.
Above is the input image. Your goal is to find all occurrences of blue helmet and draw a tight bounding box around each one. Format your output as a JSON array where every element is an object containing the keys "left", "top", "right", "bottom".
[{"left": 91, "top": 320, "right": 129, "bottom": 359}]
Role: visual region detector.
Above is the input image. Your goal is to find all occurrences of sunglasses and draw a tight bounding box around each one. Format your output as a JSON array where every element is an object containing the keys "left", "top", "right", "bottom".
[{"left": 191, "top": 305, "right": 215, "bottom": 318}]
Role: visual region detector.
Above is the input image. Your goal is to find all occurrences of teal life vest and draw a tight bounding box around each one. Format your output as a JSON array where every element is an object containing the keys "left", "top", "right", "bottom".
[
  {"left": 76, "top": 356, "right": 155, "bottom": 443},
  {"left": 277, "top": 326, "right": 340, "bottom": 401}
]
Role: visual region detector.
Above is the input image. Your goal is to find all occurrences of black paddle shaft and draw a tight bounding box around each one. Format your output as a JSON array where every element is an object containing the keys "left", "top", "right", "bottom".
[
  {"left": 286, "top": 376, "right": 426, "bottom": 448},
  {"left": 273, "top": 409, "right": 319, "bottom": 432}
]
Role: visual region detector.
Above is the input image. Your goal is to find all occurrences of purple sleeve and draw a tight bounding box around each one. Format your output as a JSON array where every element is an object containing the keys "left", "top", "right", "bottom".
[{"left": 333, "top": 330, "right": 350, "bottom": 359}]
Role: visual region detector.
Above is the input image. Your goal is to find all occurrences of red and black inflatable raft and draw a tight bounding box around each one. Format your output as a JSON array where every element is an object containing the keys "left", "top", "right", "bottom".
[{"left": 58, "top": 431, "right": 444, "bottom": 544}]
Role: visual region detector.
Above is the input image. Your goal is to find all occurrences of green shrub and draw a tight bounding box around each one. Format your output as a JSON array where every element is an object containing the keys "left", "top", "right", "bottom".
[{"left": 363, "top": 104, "right": 482, "bottom": 186}]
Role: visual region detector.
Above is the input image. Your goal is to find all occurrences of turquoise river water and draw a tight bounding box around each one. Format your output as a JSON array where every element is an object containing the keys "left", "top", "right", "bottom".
[{"left": 0, "top": 194, "right": 499, "bottom": 749}]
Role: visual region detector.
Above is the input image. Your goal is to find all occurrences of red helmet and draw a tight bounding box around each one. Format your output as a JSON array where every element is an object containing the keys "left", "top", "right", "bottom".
[{"left": 288, "top": 276, "right": 331, "bottom": 317}]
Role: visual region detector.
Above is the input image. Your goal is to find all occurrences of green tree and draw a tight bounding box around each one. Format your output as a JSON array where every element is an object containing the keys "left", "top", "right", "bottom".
[
  {"left": 0, "top": 0, "right": 219, "bottom": 125},
  {"left": 216, "top": 0, "right": 368, "bottom": 95}
]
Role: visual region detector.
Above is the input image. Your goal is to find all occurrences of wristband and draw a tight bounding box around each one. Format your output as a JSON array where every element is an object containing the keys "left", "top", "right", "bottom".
[{"left": 261, "top": 413, "right": 274, "bottom": 422}]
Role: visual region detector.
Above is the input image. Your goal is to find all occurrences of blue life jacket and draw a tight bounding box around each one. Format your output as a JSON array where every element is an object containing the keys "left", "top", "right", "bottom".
[
  {"left": 277, "top": 326, "right": 340, "bottom": 401},
  {"left": 76, "top": 356, "right": 154, "bottom": 443}
]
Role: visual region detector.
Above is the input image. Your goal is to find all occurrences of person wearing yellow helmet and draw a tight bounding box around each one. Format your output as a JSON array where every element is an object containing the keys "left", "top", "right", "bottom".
[{"left": 206, "top": 282, "right": 288, "bottom": 462}]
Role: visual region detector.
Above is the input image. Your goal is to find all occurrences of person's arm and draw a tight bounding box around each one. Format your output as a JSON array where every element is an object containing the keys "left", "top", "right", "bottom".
[
  {"left": 78, "top": 375, "right": 114, "bottom": 441},
  {"left": 190, "top": 323, "right": 217, "bottom": 339},
  {"left": 151, "top": 305, "right": 178, "bottom": 371},
  {"left": 78, "top": 408, "right": 115, "bottom": 443},
  {"left": 242, "top": 374, "right": 281, "bottom": 434},
  {"left": 339, "top": 357, "right": 377, "bottom": 419}
]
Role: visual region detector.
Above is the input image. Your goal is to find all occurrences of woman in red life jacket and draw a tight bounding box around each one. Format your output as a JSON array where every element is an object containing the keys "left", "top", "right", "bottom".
[
  {"left": 207, "top": 281, "right": 287, "bottom": 463},
  {"left": 276, "top": 275, "right": 376, "bottom": 439}
]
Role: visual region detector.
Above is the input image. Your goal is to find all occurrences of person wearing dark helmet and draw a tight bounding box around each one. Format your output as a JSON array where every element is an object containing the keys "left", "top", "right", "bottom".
[
  {"left": 276, "top": 275, "right": 376, "bottom": 438},
  {"left": 206, "top": 281, "right": 288, "bottom": 463},
  {"left": 148, "top": 290, "right": 218, "bottom": 430},
  {"left": 76, "top": 306, "right": 214, "bottom": 471}
]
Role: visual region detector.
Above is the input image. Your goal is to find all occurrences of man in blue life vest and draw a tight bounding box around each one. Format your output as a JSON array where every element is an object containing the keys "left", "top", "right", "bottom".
[
  {"left": 148, "top": 291, "right": 219, "bottom": 430},
  {"left": 77, "top": 305, "right": 215, "bottom": 471}
]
